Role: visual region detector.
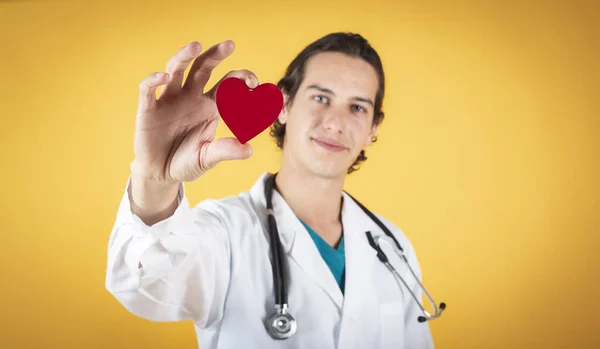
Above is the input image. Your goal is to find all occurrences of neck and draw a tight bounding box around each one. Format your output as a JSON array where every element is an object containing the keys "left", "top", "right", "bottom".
[{"left": 274, "top": 163, "right": 345, "bottom": 229}]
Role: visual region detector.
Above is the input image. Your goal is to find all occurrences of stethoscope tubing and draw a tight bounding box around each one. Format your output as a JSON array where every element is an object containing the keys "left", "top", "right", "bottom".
[{"left": 263, "top": 173, "right": 445, "bottom": 340}]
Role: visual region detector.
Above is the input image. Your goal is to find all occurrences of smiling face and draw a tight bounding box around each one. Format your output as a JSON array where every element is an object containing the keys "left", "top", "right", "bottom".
[{"left": 277, "top": 51, "right": 380, "bottom": 179}]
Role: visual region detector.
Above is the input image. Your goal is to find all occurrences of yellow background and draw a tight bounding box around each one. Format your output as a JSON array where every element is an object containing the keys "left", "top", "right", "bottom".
[{"left": 1, "top": 0, "right": 598, "bottom": 348}]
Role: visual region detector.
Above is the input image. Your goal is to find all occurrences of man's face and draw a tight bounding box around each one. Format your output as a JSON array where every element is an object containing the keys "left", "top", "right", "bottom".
[{"left": 278, "top": 51, "right": 380, "bottom": 179}]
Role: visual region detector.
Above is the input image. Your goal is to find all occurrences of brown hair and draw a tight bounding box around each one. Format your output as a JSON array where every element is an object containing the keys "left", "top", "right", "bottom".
[{"left": 269, "top": 32, "right": 386, "bottom": 174}]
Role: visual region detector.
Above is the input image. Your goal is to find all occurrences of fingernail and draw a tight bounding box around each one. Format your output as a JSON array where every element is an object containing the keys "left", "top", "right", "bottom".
[
  {"left": 221, "top": 40, "right": 234, "bottom": 50},
  {"left": 189, "top": 41, "right": 200, "bottom": 51}
]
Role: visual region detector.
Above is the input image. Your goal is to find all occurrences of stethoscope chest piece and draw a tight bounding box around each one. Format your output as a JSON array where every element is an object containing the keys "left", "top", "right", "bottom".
[{"left": 265, "top": 306, "right": 297, "bottom": 340}]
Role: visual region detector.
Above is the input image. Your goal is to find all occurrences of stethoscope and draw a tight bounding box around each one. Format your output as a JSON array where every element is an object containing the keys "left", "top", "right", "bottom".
[{"left": 263, "top": 173, "right": 446, "bottom": 340}]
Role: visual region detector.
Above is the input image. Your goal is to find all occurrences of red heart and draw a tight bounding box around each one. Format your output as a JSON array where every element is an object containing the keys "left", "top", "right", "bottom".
[{"left": 215, "top": 77, "right": 284, "bottom": 144}]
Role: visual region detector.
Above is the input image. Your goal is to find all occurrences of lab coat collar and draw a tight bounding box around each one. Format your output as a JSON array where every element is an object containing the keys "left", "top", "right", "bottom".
[{"left": 248, "top": 172, "right": 380, "bottom": 318}]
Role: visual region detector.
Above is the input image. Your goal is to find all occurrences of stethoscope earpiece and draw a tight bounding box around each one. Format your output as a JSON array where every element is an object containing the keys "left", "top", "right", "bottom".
[{"left": 366, "top": 232, "right": 447, "bottom": 323}]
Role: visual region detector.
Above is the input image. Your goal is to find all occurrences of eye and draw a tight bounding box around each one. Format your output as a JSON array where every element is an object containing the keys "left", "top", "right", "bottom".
[
  {"left": 314, "top": 95, "right": 329, "bottom": 104},
  {"left": 352, "top": 105, "right": 366, "bottom": 113}
]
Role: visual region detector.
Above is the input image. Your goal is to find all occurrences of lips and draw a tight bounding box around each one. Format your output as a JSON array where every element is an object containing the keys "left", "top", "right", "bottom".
[{"left": 312, "top": 137, "right": 347, "bottom": 152}]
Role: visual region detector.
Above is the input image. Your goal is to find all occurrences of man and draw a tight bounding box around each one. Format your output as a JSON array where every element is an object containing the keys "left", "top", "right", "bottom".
[{"left": 105, "top": 32, "right": 439, "bottom": 349}]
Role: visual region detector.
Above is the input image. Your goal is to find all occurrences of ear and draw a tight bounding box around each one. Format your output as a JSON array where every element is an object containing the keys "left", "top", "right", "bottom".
[
  {"left": 277, "top": 92, "right": 290, "bottom": 125},
  {"left": 365, "top": 122, "right": 379, "bottom": 147}
]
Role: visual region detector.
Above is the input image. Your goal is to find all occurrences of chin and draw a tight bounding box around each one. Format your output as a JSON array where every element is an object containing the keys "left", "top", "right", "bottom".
[{"left": 306, "top": 160, "right": 350, "bottom": 179}]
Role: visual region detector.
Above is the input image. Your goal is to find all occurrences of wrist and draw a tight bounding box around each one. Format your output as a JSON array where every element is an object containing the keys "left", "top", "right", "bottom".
[{"left": 129, "top": 173, "right": 180, "bottom": 225}]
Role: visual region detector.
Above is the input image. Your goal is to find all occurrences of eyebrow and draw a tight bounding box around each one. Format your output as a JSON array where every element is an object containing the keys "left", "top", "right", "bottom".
[{"left": 306, "top": 84, "right": 374, "bottom": 107}]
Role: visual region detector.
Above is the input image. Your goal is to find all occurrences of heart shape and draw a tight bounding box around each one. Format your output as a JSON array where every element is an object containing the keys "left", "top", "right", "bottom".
[{"left": 215, "top": 77, "right": 284, "bottom": 144}]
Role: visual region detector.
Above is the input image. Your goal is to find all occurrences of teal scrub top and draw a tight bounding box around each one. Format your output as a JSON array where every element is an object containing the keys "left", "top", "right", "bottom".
[{"left": 299, "top": 219, "right": 346, "bottom": 294}]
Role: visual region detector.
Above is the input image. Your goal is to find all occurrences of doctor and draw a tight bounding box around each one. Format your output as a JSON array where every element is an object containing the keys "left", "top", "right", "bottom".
[{"left": 105, "top": 32, "right": 443, "bottom": 349}]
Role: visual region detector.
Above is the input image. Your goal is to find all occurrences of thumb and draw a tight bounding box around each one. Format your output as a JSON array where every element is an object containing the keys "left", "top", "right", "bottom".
[{"left": 200, "top": 137, "right": 253, "bottom": 170}]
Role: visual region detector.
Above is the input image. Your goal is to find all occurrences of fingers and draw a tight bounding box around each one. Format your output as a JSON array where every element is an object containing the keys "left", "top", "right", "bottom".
[
  {"left": 183, "top": 40, "right": 236, "bottom": 94},
  {"left": 199, "top": 137, "right": 253, "bottom": 172},
  {"left": 205, "top": 69, "right": 260, "bottom": 100},
  {"left": 138, "top": 72, "right": 169, "bottom": 111},
  {"left": 160, "top": 41, "right": 203, "bottom": 98}
]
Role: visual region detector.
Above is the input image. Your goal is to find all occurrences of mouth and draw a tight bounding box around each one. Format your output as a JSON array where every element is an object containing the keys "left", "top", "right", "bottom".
[{"left": 312, "top": 137, "right": 347, "bottom": 152}]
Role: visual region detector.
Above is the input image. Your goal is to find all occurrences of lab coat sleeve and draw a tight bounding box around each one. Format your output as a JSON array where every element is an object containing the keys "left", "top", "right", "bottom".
[{"left": 105, "top": 175, "right": 233, "bottom": 329}]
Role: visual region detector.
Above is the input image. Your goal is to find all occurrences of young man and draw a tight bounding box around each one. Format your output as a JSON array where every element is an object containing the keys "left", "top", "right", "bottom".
[{"left": 106, "top": 32, "right": 440, "bottom": 349}]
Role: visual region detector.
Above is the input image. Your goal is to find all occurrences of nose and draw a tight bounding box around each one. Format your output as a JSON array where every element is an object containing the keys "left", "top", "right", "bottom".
[{"left": 322, "top": 107, "right": 347, "bottom": 133}]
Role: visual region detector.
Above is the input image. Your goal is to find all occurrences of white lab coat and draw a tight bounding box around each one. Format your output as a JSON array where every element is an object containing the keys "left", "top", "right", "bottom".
[{"left": 105, "top": 172, "right": 435, "bottom": 349}]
